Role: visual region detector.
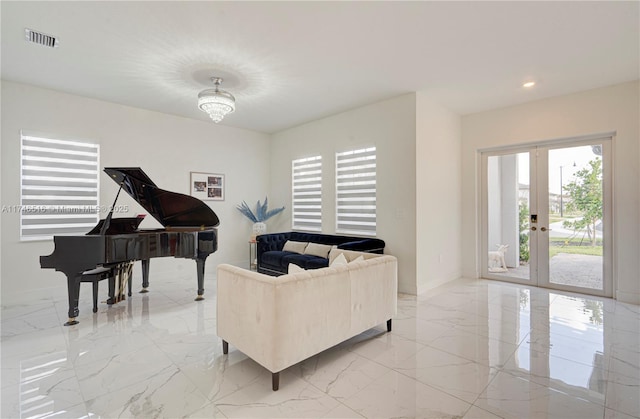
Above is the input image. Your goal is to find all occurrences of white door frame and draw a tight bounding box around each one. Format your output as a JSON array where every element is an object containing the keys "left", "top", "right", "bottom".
[
  {"left": 480, "top": 146, "right": 533, "bottom": 287},
  {"left": 480, "top": 133, "right": 614, "bottom": 297}
]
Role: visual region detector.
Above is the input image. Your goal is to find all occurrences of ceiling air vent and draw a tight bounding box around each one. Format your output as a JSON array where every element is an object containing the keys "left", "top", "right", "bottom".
[{"left": 25, "top": 28, "right": 59, "bottom": 48}]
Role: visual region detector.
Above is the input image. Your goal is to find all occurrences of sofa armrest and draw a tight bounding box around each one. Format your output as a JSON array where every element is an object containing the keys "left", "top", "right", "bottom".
[
  {"left": 337, "top": 238, "right": 385, "bottom": 253},
  {"left": 217, "top": 265, "right": 280, "bottom": 371}
]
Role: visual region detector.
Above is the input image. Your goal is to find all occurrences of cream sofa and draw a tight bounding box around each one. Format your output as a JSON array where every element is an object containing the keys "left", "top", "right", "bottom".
[{"left": 216, "top": 249, "right": 398, "bottom": 390}]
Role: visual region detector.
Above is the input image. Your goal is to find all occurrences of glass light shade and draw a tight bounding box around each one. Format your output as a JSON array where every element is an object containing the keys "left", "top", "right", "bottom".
[{"left": 198, "top": 89, "right": 236, "bottom": 123}]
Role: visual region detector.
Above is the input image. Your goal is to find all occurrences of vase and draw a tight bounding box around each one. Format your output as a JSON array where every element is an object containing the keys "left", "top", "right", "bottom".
[{"left": 252, "top": 222, "right": 267, "bottom": 239}]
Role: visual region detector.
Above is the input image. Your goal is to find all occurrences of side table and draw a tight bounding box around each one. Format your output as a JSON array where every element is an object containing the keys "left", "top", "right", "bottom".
[{"left": 249, "top": 239, "right": 257, "bottom": 271}]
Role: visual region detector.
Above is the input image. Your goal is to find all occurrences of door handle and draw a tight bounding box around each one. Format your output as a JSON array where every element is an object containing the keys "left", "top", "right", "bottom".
[
  {"left": 541, "top": 227, "right": 552, "bottom": 232},
  {"left": 531, "top": 226, "right": 537, "bottom": 231}
]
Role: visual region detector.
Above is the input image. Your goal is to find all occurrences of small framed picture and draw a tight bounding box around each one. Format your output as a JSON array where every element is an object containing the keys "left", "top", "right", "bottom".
[{"left": 190, "top": 172, "right": 224, "bottom": 201}]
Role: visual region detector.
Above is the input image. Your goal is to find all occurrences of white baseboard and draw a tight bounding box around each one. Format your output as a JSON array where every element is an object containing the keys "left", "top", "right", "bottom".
[
  {"left": 416, "top": 271, "right": 462, "bottom": 295},
  {"left": 616, "top": 290, "right": 640, "bottom": 305}
]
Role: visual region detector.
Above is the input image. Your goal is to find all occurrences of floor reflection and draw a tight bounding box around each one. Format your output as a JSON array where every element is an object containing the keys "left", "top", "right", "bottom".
[
  {"left": 2, "top": 277, "right": 638, "bottom": 418},
  {"left": 497, "top": 291, "right": 608, "bottom": 405}
]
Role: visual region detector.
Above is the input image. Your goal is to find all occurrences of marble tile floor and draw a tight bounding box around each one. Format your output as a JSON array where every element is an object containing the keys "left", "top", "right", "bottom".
[{"left": 1, "top": 273, "right": 639, "bottom": 419}]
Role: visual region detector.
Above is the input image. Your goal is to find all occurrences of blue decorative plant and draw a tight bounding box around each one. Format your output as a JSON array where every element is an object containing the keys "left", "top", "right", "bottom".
[{"left": 236, "top": 197, "right": 284, "bottom": 223}]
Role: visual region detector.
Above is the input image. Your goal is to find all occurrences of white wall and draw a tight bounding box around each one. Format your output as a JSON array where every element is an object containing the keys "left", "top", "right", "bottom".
[
  {"left": 462, "top": 81, "right": 640, "bottom": 304},
  {"left": 7, "top": 79, "right": 634, "bottom": 304},
  {"left": 1, "top": 81, "right": 270, "bottom": 301},
  {"left": 415, "top": 94, "right": 462, "bottom": 294},
  {"left": 269, "top": 94, "right": 417, "bottom": 294}
]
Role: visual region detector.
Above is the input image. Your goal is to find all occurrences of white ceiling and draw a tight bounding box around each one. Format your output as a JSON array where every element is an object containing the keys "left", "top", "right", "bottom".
[{"left": 2, "top": 1, "right": 638, "bottom": 134}]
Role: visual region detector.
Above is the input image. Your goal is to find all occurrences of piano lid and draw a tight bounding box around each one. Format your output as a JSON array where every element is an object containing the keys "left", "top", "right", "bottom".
[{"left": 104, "top": 167, "right": 220, "bottom": 228}]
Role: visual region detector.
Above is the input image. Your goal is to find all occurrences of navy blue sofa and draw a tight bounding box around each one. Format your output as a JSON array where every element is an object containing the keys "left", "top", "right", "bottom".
[{"left": 256, "top": 232, "right": 385, "bottom": 276}]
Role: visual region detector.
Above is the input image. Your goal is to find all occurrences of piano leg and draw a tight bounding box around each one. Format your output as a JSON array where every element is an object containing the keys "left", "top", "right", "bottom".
[
  {"left": 195, "top": 257, "right": 205, "bottom": 301},
  {"left": 64, "top": 273, "right": 81, "bottom": 326},
  {"left": 92, "top": 281, "right": 99, "bottom": 313},
  {"left": 107, "top": 275, "right": 115, "bottom": 305},
  {"left": 140, "top": 259, "right": 150, "bottom": 293}
]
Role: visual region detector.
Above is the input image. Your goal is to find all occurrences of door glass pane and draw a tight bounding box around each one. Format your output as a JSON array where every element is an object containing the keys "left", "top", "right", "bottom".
[
  {"left": 487, "top": 152, "right": 530, "bottom": 280},
  {"left": 547, "top": 145, "right": 603, "bottom": 290}
]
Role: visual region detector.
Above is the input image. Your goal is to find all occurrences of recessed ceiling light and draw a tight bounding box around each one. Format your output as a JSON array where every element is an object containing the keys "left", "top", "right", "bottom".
[{"left": 522, "top": 81, "right": 536, "bottom": 88}]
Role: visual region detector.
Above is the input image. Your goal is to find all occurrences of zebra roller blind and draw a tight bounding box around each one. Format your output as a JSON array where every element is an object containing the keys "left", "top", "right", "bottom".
[
  {"left": 20, "top": 133, "right": 100, "bottom": 241},
  {"left": 336, "top": 147, "right": 376, "bottom": 236},
  {"left": 292, "top": 155, "right": 322, "bottom": 231}
]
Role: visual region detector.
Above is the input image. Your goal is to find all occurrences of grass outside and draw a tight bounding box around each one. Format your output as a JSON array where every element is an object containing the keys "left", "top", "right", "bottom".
[
  {"left": 549, "top": 244, "right": 603, "bottom": 259},
  {"left": 522, "top": 214, "right": 603, "bottom": 261},
  {"left": 519, "top": 237, "right": 603, "bottom": 262}
]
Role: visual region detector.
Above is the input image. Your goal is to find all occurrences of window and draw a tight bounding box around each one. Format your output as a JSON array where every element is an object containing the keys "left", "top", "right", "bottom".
[
  {"left": 336, "top": 147, "right": 376, "bottom": 236},
  {"left": 292, "top": 155, "right": 322, "bottom": 231},
  {"left": 20, "top": 132, "right": 100, "bottom": 241}
]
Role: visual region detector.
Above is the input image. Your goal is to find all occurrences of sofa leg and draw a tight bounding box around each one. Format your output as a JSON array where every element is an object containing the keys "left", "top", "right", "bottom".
[
  {"left": 272, "top": 372, "right": 280, "bottom": 391},
  {"left": 387, "top": 319, "right": 392, "bottom": 332},
  {"left": 222, "top": 340, "right": 228, "bottom": 354}
]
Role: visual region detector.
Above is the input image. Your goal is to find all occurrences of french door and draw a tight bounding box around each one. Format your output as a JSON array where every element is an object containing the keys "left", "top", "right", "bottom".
[{"left": 481, "top": 136, "right": 612, "bottom": 297}]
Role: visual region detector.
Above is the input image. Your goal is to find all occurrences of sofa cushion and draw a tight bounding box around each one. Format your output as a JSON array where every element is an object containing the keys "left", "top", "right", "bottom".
[
  {"left": 282, "top": 253, "right": 327, "bottom": 269},
  {"left": 304, "top": 242, "right": 332, "bottom": 258},
  {"left": 329, "top": 248, "right": 383, "bottom": 264},
  {"left": 350, "top": 255, "right": 365, "bottom": 264},
  {"left": 330, "top": 252, "right": 348, "bottom": 267},
  {"left": 305, "top": 256, "right": 330, "bottom": 269},
  {"left": 282, "top": 240, "right": 308, "bottom": 254},
  {"left": 288, "top": 263, "right": 305, "bottom": 273}
]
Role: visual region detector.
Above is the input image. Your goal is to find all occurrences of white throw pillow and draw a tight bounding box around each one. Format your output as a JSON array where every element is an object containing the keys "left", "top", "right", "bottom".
[
  {"left": 304, "top": 242, "right": 333, "bottom": 258},
  {"left": 349, "top": 255, "right": 365, "bottom": 264},
  {"left": 330, "top": 252, "right": 348, "bottom": 267},
  {"left": 282, "top": 240, "right": 308, "bottom": 254},
  {"left": 288, "top": 263, "right": 305, "bottom": 273}
]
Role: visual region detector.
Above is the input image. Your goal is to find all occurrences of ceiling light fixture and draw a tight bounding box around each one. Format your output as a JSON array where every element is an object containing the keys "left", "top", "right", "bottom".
[
  {"left": 522, "top": 81, "right": 536, "bottom": 88},
  {"left": 198, "top": 77, "right": 235, "bottom": 123}
]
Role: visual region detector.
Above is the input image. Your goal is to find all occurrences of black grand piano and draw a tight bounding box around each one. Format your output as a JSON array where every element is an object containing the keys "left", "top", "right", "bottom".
[{"left": 40, "top": 167, "right": 220, "bottom": 325}]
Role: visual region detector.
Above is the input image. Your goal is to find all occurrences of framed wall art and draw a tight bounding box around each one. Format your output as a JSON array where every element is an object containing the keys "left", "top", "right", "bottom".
[{"left": 190, "top": 172, "right": 224, "bottom": 201}]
